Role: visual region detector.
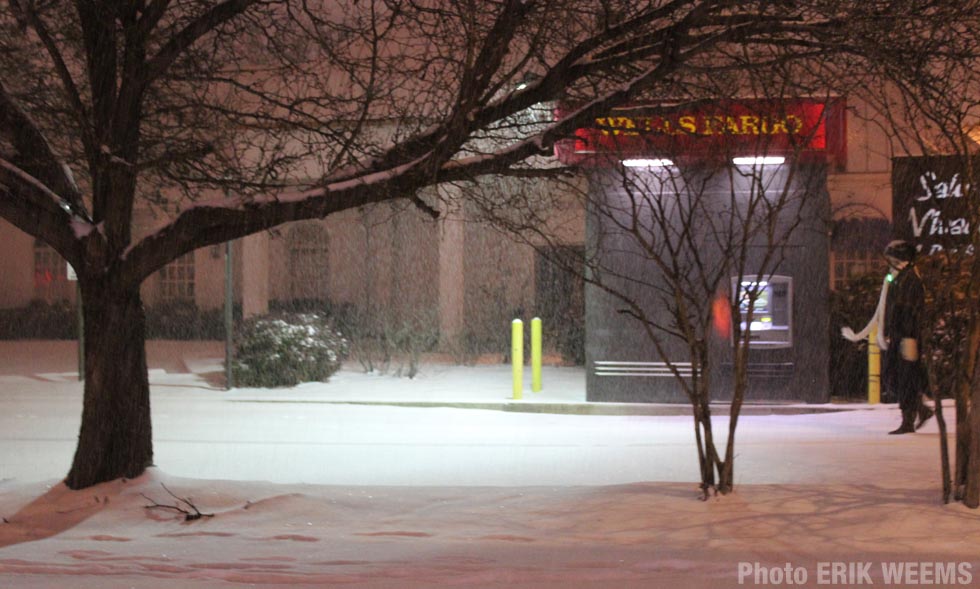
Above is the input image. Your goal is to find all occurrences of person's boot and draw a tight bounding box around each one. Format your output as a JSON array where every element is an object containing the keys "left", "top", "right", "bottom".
[
  {"left": 889, "top": 412, "right": 916, "bottom": 435},
  {"left": 916, "top": 404, "right": 935, "bottom": 430}
]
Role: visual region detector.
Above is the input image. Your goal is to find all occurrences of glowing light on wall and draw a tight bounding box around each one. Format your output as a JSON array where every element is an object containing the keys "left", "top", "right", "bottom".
[
  {"left": 622, "top": 158, "right": 674, "bottom": 168},
  {"left": 732, "top": 156, "right": 785, "bottom": 166}
]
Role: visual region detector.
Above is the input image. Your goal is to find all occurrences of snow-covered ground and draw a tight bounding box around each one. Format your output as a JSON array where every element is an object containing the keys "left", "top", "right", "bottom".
[{"left": 0, "top": 340, "right": 978, "bottom": 588}]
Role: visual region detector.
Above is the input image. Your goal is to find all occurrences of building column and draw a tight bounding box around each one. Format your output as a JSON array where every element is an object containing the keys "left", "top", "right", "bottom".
[
  {"left": 438, "top": 208, "right": 465, "bottom": 346},
  {"left": 241, "top": 232, "right": 270, "bottom": 318}
]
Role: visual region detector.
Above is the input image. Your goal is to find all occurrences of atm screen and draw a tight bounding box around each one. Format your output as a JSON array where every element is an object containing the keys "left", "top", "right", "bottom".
[
  {"left": 739, "top": 283, "right": 771, "bottom": 314},
  {"left": 732, "top": 276, "right": 792, "bottom": 348}
]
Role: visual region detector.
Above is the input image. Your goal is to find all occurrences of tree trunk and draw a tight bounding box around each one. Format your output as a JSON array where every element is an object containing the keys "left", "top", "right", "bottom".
[
  {"left": 693, "top": 409, "right": 715, "bottom": 491},
  {"left": 966, "top": 396, "right": 980, "bottom": 508},
  {"left": 960, "top": 317, "right": 980, "bottom": 505},
  {"left": 65, "top": 280, "right": 153, "bottom": 490},
  {"left": 717, "top": 343, "right": 749, "bottom": 494},
  {"left": 955, "top": 389, "right": 971, "bottom": 500},
  {"left": 930, "top": 375, "right": 952, "bottom": 502},
  {"left": 692, "top": 372, "right": 717, "bottom": 492}
]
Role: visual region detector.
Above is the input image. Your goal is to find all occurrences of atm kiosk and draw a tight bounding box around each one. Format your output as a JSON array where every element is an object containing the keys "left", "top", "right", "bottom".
[{"left": 559, "top": 99, "right": 843, "bottom": 404}]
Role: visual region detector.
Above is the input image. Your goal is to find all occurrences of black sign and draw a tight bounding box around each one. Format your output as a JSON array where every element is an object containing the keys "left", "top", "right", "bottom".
[{"left": 892, "top": 156, "right": 976, "bottom": 256}]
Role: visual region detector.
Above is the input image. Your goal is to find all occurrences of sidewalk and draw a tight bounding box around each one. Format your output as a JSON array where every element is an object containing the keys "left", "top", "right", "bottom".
[{"left": 0, "top": 340, "right": 880, "bottom": 417}]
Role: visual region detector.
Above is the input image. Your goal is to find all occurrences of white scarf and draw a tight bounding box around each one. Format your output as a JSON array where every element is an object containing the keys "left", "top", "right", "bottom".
[{"left": 841, "top": 262, "right": 906, "bottom": 350}]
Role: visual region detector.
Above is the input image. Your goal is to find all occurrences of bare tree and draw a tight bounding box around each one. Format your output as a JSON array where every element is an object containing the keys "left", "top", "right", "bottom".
[
  {"left": 477, "top": 100, "right": 829, "bottom": 496},
  {"left": 0, "top": 0, "right": 970, "bottom": 490},
  {"left": 605, "top": 163, "right": 824, "bottom": 496}
]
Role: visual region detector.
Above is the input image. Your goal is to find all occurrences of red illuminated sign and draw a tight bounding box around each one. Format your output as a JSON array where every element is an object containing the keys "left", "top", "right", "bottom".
[{"left": 556, "top": 99, "right": 846, "bottom": 168}]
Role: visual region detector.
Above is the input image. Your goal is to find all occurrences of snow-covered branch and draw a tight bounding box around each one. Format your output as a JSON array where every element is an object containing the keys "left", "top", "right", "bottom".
[
  {"left": 0, "top": 158, "right": 88, "bottom": 258},
  {"left": 0, "top": 80, "right": 87, "bottom": 218}
]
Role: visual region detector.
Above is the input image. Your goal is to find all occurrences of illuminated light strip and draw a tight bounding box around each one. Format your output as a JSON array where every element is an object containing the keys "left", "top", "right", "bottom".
[
  {"left": 622, "top": 158, "right": 674, "bottom": 168},
  {"left": 732, "top": 156, "right": 785, "bottom": 166},
  {"left": 594, "top": 361, "right": 693, "bottom": 377}
]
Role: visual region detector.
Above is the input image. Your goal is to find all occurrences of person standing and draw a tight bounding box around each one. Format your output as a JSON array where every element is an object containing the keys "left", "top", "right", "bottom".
[
  {"left": 880, "top": 240, "right": 932, "bottom": 434},
  {"left": 841, "top": 240, "right": 933, "bottom": 434}
]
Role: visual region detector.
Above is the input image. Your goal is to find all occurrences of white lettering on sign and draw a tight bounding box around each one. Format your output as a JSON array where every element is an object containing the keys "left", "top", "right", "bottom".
[
  {"left": 915, "top": 171, "right": 968, "bottom": 202},
  {"left": 928, "top": 243, "right": 975, "bottom": 255},
  {"left": 909, "top": 207, "right": 971, "bottom": 237}
]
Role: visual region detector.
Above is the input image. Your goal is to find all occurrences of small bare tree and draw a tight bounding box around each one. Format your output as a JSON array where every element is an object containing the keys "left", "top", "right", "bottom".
[
  {"left": 596, "top": 155, "right": 823, "bottom": 495},
  {"left": 480, "top": 108, "right": 827, "bottom": 496}
]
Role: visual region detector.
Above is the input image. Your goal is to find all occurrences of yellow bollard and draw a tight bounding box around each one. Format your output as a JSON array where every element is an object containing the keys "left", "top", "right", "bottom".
[
  {"left": 531, "top": 317, "right": 542, "bottom": 392},
  {"left": 868, "top": 326, "right": 880, "bottom": 404},
  {"left": 512, "top": 319, "right": 524, "bottom": 400}
]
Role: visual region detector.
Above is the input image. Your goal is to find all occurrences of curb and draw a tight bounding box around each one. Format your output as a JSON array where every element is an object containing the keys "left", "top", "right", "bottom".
[{"left": 227, "top": 399, "right": 873, "bottom": 416}]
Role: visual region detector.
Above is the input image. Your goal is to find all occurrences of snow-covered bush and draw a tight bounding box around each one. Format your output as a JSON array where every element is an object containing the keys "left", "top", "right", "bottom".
[{"left": 232, "top": 312, "right": 349, "bottom": 387}]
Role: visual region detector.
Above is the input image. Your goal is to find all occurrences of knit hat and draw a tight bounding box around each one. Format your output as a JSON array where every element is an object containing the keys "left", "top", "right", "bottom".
[{"left": 884, "top": 240, "right": 916, "bottom": 262}]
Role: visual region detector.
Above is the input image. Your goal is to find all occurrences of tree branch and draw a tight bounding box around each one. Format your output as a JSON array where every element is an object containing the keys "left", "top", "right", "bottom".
[
  {"left": 0, "top": 183, "right": 80, "bottom": 266},
  {"left": 0, "top": 81, "right": 88, "bottom": 219},
  {"left": 141, "top": 483, "right": 214, "bottom": 521},
  {"left": 9, "top": 0, "right": 98, "bottom": 170},
  {"left": 144, "top": 0, "right": 263, "bottom": 85}
]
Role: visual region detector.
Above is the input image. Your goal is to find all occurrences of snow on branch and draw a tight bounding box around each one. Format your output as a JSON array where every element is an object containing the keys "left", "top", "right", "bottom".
[
  {"left": 0, "top": 81, "right": 87, "bottom": 217},
  {"left": 0, "top": 158, "right": 76, "bottom": 215}
]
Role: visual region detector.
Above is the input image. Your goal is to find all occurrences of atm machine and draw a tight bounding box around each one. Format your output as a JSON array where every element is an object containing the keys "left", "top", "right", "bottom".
[{"left": 585, "top": 167, "right": 830, "bottom": 404}]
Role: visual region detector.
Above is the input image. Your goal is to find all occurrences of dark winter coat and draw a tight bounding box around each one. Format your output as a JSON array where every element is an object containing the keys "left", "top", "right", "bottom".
[{"left": 882, "top": 264, "right": 928, "bottom": 401}]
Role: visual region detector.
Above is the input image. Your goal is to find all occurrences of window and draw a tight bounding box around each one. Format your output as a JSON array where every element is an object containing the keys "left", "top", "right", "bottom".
[
  {"left": 831, "top": 251, "right": 887, "bottom": 291},
  {"left": 287, "top": 222, "right": 330, "bottom": 302},
  {"left": 159, "top": 252, "right": 196, "bottom": 301},
  {"left": 33, "top": 240, "right": 72, "bottom": 302},
  {"left": 830, "top": 217, "right": 891, "bottom": 290}
]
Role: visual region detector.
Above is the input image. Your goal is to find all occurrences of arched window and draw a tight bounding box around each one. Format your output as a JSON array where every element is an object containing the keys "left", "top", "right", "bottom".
[
  {"left": 159, "top": 252, "right": 196, "bottom": 301},
  {"left": 287, "top": 222, "right": 330, "bottom": 302}
]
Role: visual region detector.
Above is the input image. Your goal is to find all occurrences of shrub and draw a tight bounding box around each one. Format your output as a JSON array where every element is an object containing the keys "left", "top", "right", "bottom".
[
  {"left": 145, "top": 300, "right": 241, "bottom": 340},
  {"left": 232, "top": 312, "right": 349, "bottom": 387},
  {"left": 147, "top": 300, "right": 205, "bottom": 339},
  {"left": 829, "top": 273, "right": 887, "bottom": 401},
  {"left": 342, "top": 306, "right": 440, "bottom": 378},
  {"left": 918, "top": 256, "right": 973, "bottom": 400},
  {"left": 0, "top": 299, "right": 77, "bottom": 339}
]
